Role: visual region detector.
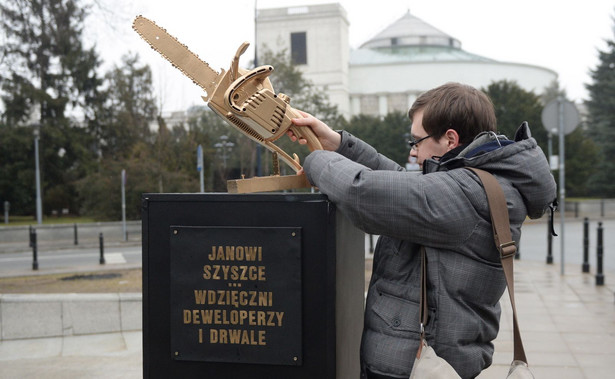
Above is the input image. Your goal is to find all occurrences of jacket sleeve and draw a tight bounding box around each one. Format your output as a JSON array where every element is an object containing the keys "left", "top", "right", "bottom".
[
  {"left": 303, "top": 147, "right": 481, "bottom": 250},
  {"left": 335, "top": 131, "right": 404, "bottom": 171}
]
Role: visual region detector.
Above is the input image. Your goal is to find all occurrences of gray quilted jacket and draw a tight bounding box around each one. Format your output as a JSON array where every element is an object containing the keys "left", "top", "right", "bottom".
[{"left": 303, "top": 124, "right": 556, "bottom": 378}]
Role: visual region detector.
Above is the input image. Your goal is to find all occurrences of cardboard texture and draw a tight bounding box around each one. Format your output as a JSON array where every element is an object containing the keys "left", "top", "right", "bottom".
[{"left": 133, "top": 16, "right": 322, "bottom": 193}]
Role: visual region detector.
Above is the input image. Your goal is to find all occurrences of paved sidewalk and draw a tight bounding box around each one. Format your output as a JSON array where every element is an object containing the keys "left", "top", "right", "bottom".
[
  {"left": 478, "top": 260, "right": 615, "bottom": 379},
  {"left": 1, "top": 259, "right": 613, "bottom": 378},
  {"left": 0, "top": 331, "right": 142, "bottom": 379}
]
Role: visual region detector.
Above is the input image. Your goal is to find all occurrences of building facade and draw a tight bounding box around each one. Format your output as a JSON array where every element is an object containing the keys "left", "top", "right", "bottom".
[{"left": 256, "top": 3, "right": 557, "bottom": 120}]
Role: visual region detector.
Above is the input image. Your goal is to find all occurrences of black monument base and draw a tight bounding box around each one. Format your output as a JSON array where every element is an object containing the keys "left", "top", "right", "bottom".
[{"left": 142, "top": 193, "right": 364, "bottom": 378}]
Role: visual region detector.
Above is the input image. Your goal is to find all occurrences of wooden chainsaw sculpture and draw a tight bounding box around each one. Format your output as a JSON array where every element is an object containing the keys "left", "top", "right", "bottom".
[{"left": 133, "top": 16, "right": 322, "bottom": 193}]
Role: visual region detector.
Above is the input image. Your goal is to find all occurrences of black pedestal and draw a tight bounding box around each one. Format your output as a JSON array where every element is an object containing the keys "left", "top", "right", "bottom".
[{"left": 142, "top": 193, "right": 364, "bottom": 378}]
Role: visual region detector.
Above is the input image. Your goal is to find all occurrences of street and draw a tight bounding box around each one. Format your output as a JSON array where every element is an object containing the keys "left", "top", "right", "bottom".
[
  {"left": 364, "top": 217, "right": 614, "bottom": 273},
  {"left": 0, "top": 217, "right": 612, "bottom": 277},
  {"left": 0, "top": 245, "right": 142, "bottom": 276},
  {"left": 518, "top": 217, "right": 614, "bottom": 273}
]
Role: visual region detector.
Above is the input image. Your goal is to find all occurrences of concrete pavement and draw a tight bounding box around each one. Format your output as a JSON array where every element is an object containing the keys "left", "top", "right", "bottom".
[
  {"left": 478, "top": 260, "right": 615, "bottom": 379},
  {"left": 1, "top": 215, "right": 614, "bottom": 378},
  {"left": 1, "top": 258, "right": 613, "bottom": 378},
  {"left": 0, "top": 331, "right": 142, "bottom": 379}
]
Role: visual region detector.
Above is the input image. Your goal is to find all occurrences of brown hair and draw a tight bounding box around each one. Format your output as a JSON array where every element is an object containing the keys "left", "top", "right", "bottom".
[{"left": 408, "top": 82, "right": 497, "bottom": 144}]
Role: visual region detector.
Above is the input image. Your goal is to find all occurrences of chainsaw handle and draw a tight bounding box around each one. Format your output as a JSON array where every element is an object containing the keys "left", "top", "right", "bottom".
[
  {"left": 226, "top": 65, "right": 274, "bottom": 112},
  {"left": 225, "top": 66, "right": 323, "bottom": 151},
  {"left": 230, "top": 42, "right": 250, "bottom": 81},
  {"left": 287, "top": 108, "right": 323, "bottom": 151}
]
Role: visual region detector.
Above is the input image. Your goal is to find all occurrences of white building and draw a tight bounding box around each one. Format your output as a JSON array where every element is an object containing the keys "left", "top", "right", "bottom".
[{"left": 256, "top": 3, "right": 557, "bottom": 120}]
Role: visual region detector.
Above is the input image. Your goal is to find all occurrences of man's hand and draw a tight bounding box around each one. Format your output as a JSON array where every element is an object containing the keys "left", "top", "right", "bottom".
[{"left": 288, "top": 110, "right": 341, "bottom": 152}]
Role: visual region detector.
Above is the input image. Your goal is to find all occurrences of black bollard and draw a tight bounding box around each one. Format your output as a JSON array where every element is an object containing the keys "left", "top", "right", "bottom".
[
  {"left": 74, "top": 223, "right": 78, "bottom": 245},
  {"left": 29, "top": 225, "right": 33, "bottom": 248},
  {"left": 582, "top": 218, "right": 590, "bottom": 273},
  {"left": 596, "top": 222, "right": 604, "bottom": 286},
  {"left": 99, "top": 232, "right": 105, "bottom": 265},
  {"left": 546, "top": 211, "right": 554, "bottom": 264},
  {"left": 369, "top": 234, "right": 374, "bottom": 254},
  {"left": 32, "top": 228, "right": 38, "bottom": 270}
]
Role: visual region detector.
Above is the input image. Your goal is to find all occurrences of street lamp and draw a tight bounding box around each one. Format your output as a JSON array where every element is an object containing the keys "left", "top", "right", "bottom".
[
  {"left": 33, "top": 125, "right": 43, "bottom": 225},
  {"left": 214, "top": 135, "right": 235, "bottom": 171},
  {"left": 214, "top": 135, "right": 235, "bottom": 190}
]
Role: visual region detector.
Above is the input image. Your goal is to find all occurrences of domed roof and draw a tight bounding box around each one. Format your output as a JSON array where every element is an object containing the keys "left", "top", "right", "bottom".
[
  {"left": 360, "top": 11, "right": 461, "bottom": 50},
  {"left": 352, "top": 11, "right": 494, "bottom": 65}
]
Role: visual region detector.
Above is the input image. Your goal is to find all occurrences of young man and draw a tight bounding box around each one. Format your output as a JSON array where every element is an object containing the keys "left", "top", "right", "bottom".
[{"left": 289, "top": 82, "right": 556, "bottom": 378}]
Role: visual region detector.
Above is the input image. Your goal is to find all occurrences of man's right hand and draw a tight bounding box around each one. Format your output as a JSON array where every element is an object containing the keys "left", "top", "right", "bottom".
[{"left": 288, "top": 110, "right": 341, "bottom": 152}]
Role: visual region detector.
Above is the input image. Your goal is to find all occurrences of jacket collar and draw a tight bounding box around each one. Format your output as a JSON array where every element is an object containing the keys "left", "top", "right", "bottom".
[{"left": 422, "top": 127, "right": 522, "bottom": 174}]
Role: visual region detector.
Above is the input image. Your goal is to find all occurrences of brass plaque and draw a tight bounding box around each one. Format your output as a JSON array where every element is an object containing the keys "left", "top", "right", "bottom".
[{"left": 170, "top": 226, "right": 302, "bottom": 365}]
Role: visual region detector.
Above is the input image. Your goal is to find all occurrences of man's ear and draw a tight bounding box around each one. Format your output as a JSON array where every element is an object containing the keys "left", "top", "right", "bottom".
[{"left": 444, "top": 129, "right": 460, "bottom": 150}]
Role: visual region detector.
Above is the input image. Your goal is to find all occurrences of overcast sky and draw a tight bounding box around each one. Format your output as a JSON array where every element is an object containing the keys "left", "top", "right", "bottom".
[{"left": 89, "top": 0, "right": 614, "bottom": 113}]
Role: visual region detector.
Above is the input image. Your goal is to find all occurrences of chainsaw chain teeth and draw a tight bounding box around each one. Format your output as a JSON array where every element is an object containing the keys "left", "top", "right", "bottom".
[
  {"left": 226, "top": 114, "right": 265, "bottom": 142},
  {"left": 132, "top": 15, "right": 218, "bottom": 95}
]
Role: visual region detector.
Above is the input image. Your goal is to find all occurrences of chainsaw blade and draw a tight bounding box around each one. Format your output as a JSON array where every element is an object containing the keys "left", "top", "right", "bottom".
[{"left": 132, "top": 15, "right": 220, "bottom": 98}]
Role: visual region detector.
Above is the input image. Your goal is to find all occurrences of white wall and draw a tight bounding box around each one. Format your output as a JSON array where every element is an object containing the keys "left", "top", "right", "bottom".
[
  {"left": 349, "top": 61, "right": 557, "bottom": 116},
  {"left": 257, "top": 4, "right": 351, "bottom": 117},
  {"left": 257, "top": 4, "right": 557, "bottom": 119},
  {"left": 350, "top": 61, "right": 557, "bottom": 95}
]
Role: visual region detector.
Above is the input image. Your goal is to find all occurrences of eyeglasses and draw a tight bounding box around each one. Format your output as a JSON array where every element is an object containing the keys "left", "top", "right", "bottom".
[{"left": 407, "top": 135, "right": 433, "bottom": 150}]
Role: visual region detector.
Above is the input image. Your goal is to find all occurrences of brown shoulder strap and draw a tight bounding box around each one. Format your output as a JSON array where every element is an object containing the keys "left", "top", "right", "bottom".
[
  {"left": 417, "top": 246, "right": 428, "bottom": 358},
  {"left": 466, "top": 167, "right": 528, "bottom": 364}
]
